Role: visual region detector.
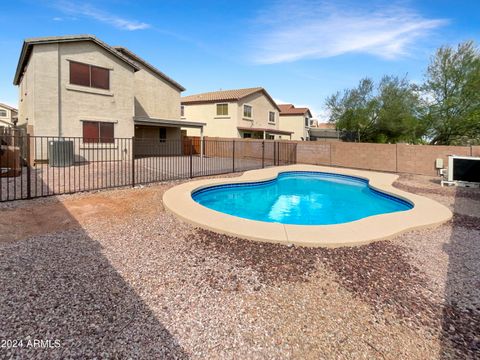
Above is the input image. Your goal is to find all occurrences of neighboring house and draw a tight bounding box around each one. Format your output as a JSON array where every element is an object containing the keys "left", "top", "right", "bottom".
[
  {"left": 277, "top": 104, "right": 312, "bottom": 141},
  {"left": 0, "top": 103, "right": 18, "bottom": 127},
  {"left": 309, "top": 122, "right": 341, "bottom": 141},
  {"left": 13, "top": 35, "right": 204, "bottom": 158},
  {"left": 181, "top": 87, "right": 292, "bottom": 139}
]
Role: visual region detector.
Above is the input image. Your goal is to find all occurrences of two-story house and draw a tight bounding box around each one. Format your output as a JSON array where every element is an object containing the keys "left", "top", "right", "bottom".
[
  {"left": 278, "top": 104, "right": 313, "bottom": 141},
  {"left": 0, "top": 103, "right": 18, "bottom": 127},
  {"left": 13, "top": 35, "right": 204, "bottom": 159},
  {"left": 181, "top": 87, "right": 292, "bottom": 139}
]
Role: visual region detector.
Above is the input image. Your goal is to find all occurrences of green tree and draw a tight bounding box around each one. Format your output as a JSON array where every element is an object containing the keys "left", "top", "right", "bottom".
[
  {"left": 326, "top": 78, "right": 379, "bottom": 142},
  {"left": 422, "top": 41, "right": 480, "bottom": 145},
  {"left": 325, "top": 76, "right": 424, "bottom": 143},
  {"left": 376, "top": 76, "right": 425, "bottom": 144}
]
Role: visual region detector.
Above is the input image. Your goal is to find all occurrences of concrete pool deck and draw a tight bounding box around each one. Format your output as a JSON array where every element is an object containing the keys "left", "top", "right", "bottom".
[{"left": 163, "top": 165, "right": 453, "bottom": 247}]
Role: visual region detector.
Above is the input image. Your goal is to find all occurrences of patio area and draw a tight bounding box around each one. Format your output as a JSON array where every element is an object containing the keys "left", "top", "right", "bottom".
[{"left": 0, "top": 171, "right": 479, "bottom": 358}]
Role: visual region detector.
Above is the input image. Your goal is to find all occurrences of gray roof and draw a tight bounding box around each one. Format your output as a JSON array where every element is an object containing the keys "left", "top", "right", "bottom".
[
  {"left": 13, "top": 34, "right": 140, "bottom": 85},
  {"left": 115, "top": 47, "right": 185, "bottom": 92}
]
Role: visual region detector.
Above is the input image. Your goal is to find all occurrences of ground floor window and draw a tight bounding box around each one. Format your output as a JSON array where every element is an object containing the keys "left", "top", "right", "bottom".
[
  {"left": 266, "top": 134, "right": 274, "bottom": 140},
  {"left": 82, "top": 121, "right": 114, "bottom": 143},
  {"left": 242, "top": 133, "right": 252, "bottom": 138}
]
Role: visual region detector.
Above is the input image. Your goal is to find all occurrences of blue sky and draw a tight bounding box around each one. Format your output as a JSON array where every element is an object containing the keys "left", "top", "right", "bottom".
[{"left": 1, "top": 0, "right": 479, "bottom": 119}]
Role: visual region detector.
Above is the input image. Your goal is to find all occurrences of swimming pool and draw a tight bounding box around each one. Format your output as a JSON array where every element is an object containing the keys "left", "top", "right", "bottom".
[
  {"left": 192, "top": 171, "right": 413, "bottom": 225},
  {"left": 163, "top": 165, "right": 452, "bottom": 247}
]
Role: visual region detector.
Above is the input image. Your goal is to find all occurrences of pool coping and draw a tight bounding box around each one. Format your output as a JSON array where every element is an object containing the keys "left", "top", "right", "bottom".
[{"left": 163, "top": 165, "right": 453, "bottom": 248}]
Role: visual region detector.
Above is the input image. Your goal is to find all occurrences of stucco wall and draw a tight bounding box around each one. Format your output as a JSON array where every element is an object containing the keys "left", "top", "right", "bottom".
[
  {"left": 182, "top": 102, "right": 237, "bottom": 137},
  {"left": 59, "top": 41, "right": 135, "bottom": 139},
  {"left": 237, "top": 92, "right": 278, "bottom": 134},
  {"left": 133, "top": 66, "right": 181, "bottom": 120},
  {"left": 278, "top": 115, "right": 308, "bottom": 140},
  {"left": 0, "top": 105, "right": 17, "bottom": 125},
  {"left": 17, "top": 41, "right": 136, "bottom": 139}
]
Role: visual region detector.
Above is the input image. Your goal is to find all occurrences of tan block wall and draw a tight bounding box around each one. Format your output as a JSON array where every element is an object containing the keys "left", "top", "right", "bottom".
[
  {"left": 296, "top": 142, "right": 330, "bottom": 164},
  {"left": 331, "top": 143, "right": 397, "bottom": 172},
  {"left": 294, "top": 141, "right": 477, "bottom": 176},
  {"left": 472, "top": 146, "right": 480, "bottom": 157},
  {"left": 396, "top": 144, "right": 471, "bottom": 176}
]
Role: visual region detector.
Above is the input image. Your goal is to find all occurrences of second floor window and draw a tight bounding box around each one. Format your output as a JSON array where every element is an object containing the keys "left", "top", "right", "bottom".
[
  {"left": 0, "top": 110, "right": 6, "bottom": 117},
  {"left": 181, "top": 105, "right": 185, "bottom": 117},
  {"left": 305, "top": 118, "right": 310, "bottom": 127},
  {"left": 83, "top": 121, "right": 114, "bottom": 143},
  {"left": 269, "top": 112, "right": 275, "bottom": 123},
  {"left": 243, "top": 104, "right": 252, "bottom": 118},
  {"left": 216, "top": 103, "right": 228, "bottom": 116},
  {"left": 70, "top": 61, "right": 110, "bottom": 90}
]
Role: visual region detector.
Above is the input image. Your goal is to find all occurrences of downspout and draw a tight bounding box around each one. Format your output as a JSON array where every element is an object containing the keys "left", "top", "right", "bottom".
[{"left": 57, "top": 43, "right": 62, "bottom": 137}]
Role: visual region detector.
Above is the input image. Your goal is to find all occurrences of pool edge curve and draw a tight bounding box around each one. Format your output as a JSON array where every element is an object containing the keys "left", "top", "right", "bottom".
[{"left": 163, "top": 165, "right": 453, "bottom": 248}]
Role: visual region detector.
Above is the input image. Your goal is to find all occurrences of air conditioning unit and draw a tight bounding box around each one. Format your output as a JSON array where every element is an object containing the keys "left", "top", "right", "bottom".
[
  {"left": 48, "top": 140, "right": 74, "bottom": 167},
  {"left": 445, "top": 155, "right": 480, "bottom": 187}
]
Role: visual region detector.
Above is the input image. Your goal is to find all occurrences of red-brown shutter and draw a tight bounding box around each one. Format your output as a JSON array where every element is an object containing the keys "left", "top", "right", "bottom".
[
  {"left": 91, "top": 66, "right": 110, "bottom": 90},
  {"left": 70, "top": 62, "right": 90, "bottom": 87},
  {"left": 99, "top": 122, "right": 114, "bottom": 143},
  {"left": 83, "top": 121, "right": 99, "bottom": 143}
]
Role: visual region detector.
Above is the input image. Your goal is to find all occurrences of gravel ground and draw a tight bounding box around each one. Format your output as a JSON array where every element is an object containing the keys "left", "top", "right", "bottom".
[{"left": 0, "top": 171, "right": 479, "bottom": 359}]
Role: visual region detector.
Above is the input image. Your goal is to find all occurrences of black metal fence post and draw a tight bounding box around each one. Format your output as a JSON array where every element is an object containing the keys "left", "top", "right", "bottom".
[
  {"left": 131, "top": 136, "right": 135, "bottom": 187},
  {"left": 189, "top": 139, "right": 193, "bottom": 178},
  {"left": 26, "top": 134, "right": 31, "bottom": 199},
  {"left": 232, "top": 140, "right": 235, "bottom": 173},
  {"left": 262, "top": 140, "right": 265, "bottom": 168}
]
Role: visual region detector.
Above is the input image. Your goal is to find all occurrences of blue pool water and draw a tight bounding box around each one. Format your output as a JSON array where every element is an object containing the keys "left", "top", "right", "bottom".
[{"left": 192, "top": 171, "right": 413, "bottom": 225}]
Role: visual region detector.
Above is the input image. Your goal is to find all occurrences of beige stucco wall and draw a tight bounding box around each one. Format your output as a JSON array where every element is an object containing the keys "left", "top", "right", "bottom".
[
  {"left": 182, "top": 91, "right": 280, "bottom": 138},
  {"left": 0, "top": 105, "right": 17, "bottom": 125},
  {"left": 17, "top": 41, "right": 136, "bottom": 139},
  {"left": 17, "top": 49, "right": 36, "bottom": 130},
  {"left": 279, "top": 114, "right": 309, "bottom": 140},
  {"left": 237, "top": 92, "right": 278, "bottom": 134},
  {"left": 182, "top": 102, "right": 237, "bottom": 137},
  {"left": 133, "top": 66, "right": 181, "bottom": 120}
]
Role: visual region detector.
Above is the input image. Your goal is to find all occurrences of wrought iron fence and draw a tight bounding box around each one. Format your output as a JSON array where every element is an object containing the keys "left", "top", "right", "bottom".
[{"left": 0, "top": 135, "right": 296, "bottom": 202}]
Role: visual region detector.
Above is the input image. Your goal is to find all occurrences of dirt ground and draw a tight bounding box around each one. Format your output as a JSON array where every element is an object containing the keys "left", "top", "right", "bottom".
[{"left": 0, "top": 171, "right": 479, "bottom": 359}]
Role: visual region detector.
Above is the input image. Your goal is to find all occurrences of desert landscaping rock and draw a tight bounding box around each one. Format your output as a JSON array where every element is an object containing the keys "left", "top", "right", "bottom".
[{"left": 0, "top": 172, "right": 479, "bottom": 359}]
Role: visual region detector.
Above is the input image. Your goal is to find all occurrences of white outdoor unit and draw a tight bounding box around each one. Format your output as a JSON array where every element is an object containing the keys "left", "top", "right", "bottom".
[{"left": 446, "top": 155, "right": 480, "bottom": 186}]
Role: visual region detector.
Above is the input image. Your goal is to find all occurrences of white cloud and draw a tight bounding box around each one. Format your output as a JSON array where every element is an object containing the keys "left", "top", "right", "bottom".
[
  {"left": 54, "top": 1, "right": 150, "bottom": 31},
  {"left": 251, "top": 1, "right": 447, "bottom": 63}
]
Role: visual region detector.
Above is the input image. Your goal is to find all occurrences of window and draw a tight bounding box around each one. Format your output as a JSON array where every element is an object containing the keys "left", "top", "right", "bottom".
[
  {"left": 305, "top": 117, "right": 310, "bottom": 127},
  {"left": 0, "top": 110, "right": 6, "bottom": 117},
  {"left": 216, "top": 103, "right": 228, "bottom": 116},
  {"left": 159, "top": 127, "right": 167, "bottom": 142},
  {"left": 269, "top": 111, "right": 275, "bottom": 123},
  {"left": 70, "top": 61, "right": 110, "bottom": 90},
  {"left": 242, "top": 133, "right": 252, "bottom": 138},
  {"left": 82, "top": 121, "right": 114, "bottom": 143},
  {"left": 243, "top": 104, "right": 252, "bottom": 118},
  {"left": 181, "top": 105, "right": 185, "bottom": 117}
]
